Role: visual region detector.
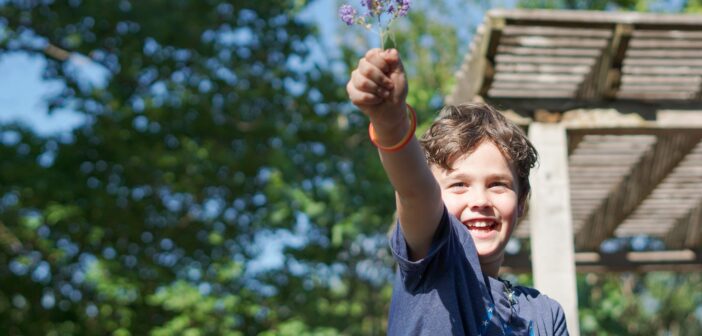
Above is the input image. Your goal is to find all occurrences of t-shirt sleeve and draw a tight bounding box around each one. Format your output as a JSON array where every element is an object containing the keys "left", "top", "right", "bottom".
[
  {"left": 388, "top": 206, "right": 451, "bottom": 290},
  {"left": 551, "top": 300, "right": 569, "bottom": 335}
]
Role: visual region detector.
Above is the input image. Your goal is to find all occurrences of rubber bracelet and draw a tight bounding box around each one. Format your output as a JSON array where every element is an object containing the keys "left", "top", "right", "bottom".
[{"left": 368, "top": 104, "right": 417, "bottom": 153}]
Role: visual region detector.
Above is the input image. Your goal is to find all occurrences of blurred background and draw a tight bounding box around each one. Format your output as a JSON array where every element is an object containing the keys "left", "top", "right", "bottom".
[{"left": 1, "top": 0, "right": 701, "bottom": 335}]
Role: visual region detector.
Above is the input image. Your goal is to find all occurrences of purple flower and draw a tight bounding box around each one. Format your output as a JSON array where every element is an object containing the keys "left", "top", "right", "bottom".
[
  {"left": 361, "top": 0, "right": 374, "bottom": 10},
  {"left": 338, "top": 4, "right": 357, "bottom": 26},
  {"left": 397, "top": 0, "right": 410, "bottom": 16}
]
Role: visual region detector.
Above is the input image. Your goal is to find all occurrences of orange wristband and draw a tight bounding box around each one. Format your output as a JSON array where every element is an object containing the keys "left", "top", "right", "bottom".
[{"left": 368, "top": 104, "right": 417, "bottom": 153}]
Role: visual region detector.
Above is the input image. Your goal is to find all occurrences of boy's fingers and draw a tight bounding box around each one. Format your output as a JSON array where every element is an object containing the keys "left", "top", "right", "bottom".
[
  {"left": 357, "top": 58, "right": 394, "bottom": 91},
  {"left": 364, "top": 48, "right": 391, "bottom": 74},
  {"left": 347, "top": 80, "right": 383, "bottom": 106},
  {"left": 383, "top": 48, "right": 405, "bottom": 74},
  {"left": 352, "top": 69, "right": 391, "bottom": 98}
]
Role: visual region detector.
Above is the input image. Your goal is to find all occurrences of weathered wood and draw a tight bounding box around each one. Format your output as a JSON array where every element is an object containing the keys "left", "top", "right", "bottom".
[
  {"left": 528, "top": 123, "right": 580, "bottom": 336},
  {"left": 496, "top": 63, "right": 592, "bottom": 74},
  {"left": 495, "top": 73, "right": 585, "bottom": 82},
  {"left": 579, "top": 23, "right": 632, "bottom": 99},
  {"left": 491, "top": 81, "right": 580, "bottom": 90},
  {"left": 665, "top": 201, "right": 702, "bottom": 249},
  {"left": 478, "top": 17, "right": 506, "bottom": 97},
  {"left": 501, "top": 36, "right": 608, "bottom": 48},
  {"left": 491, "top": 9, "right": 702, "bottom": 27},
  {"left": 620, "top": 84, "right": 701, "bottom": 92},
  {"left": 630, "top": 38, "right": 702, "bottom": 49},
  {"left": 498, "top": 46, "right": 602, "bottom": 57},
  {"left": 446, "top": 32, "right": 483, "bottom": 104},
  {"left": 624, "top": 58, "right": 702, "bottom": 66},
  {"left": 502, "top": 250, "right": 702, "bottom": 273},
  {"left": 633, "top": 30, "right": 702, "bottom": 39},
  {"left": 488, "top": 89, "right": 575, "bottom": 98},
  {"left": 617, "top": 92, "right": 697, "bottom": 100},
  {"left": 627, "top": 49, "right": 702, "bottom": 58},
  {"left": 622, "top": 66, "right": 702, "bottom": 76},
  {"left": 495, "top": 55, "right": 597, "bottom": 65},
  {"left": 503, "top": 25, "right": 613, "bottom": 37},
  {"left": 620, "top": 76, "right": 702, "bottom": 84},
  {"left": 575, "top": 134, "right": 701, "bottom": 250},
  {"left": 487, "top": 98, "right": 702, "bottom": 114}
]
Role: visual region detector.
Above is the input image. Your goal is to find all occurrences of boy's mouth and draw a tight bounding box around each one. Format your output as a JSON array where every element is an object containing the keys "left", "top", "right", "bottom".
[{"left": 464, "top": 219, "right": 498, "bottom": 231}]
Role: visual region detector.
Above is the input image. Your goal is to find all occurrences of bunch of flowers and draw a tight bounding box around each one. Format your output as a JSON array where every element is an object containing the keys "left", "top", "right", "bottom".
[{"left": 338, "top": 0, "right": 411, "bottom": 49}]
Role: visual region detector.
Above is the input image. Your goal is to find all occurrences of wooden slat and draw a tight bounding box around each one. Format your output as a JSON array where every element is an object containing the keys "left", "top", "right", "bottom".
[
  {"left": 626, "top": 49, "right": 702, "bottom": 58},
  {"left": 622, "top": 66, "right": 702, "bottom": 76},
  {"left": 494, "top": 73, "right": 585, "bottom": 83},
  {"left": 495, "top": 55, "right": 597, "bottom": 65},
  {"left": 491, "top": 81, "right": 580, "bottom": 90},
  {"left": 633, "top": 30, "right": 702, "bottom": 39},
  {"left": 630, "top": 38, "right": 702, "bottom": 49},
  {"left": 620, "top": 76, "right": 702, "bottom": 84},
  {"left": 497, "top": 46, "right": 602, "bottom": 57},
  {"left": 488, "top": 89, "right": 575, "bottom": 98},
  {"left": 503, "top": 25, "right": 613, "bottom": 38},
  {"left": 619, "top": 84, "right": 700, "bottom": 92},
  {"left": 492, "top": 9, "right": 702, "bottom": 27},
  {"left": 446, "top": 30, "right": 486, "bottom": 104},
  {"left": 577, "top": 23, "right": 632, "bottom": 99},
  {"left": 575, "top": 134, "right": 702, "bottom": 250},
  {"left": 496, "top": 63, "right": 592, "bottom": 74},
  {"left": 478, "top": 17, "right": 506, "bottom": 97},
  {"left": 616, "top": 92, "right": 697, "bottom": 100},
  {"left": 501, "top": 250, "right": 702, "bottom": 273},
  {"left": 624, "top": 58, "right": 702, "bottom": 67},
  {"left": 502, "top": 36, "right": 608, "bottom": 48},
  {"left": 665, "top": 202, "right": 702, "bottom": 249}
]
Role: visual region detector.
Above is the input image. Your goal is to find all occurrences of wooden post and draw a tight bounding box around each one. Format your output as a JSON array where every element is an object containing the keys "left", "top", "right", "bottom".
[{"left": 528, "top": 123, "right": 580, "bottom": 335}]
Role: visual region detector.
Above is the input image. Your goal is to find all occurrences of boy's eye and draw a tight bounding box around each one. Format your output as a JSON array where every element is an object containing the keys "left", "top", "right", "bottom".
[
  {"left": 448, "top": 182, "right": 467, "bottom": 189},
  {"left": 490, "top": 181, "right": 511, "bottom": 189}
]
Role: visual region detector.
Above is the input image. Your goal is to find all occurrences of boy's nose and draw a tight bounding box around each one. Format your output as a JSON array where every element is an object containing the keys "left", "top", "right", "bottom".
[{"left": 468, "top": 188, "right": 491, "bottom": 209}]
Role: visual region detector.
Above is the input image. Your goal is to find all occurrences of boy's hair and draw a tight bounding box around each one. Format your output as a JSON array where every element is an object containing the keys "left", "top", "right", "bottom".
[{"left": 419, "top": 103, "right": 538, "bottom": 206}]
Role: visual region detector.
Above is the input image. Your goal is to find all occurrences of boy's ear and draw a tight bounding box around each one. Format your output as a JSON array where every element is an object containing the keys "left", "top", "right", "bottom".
[{"left": 517, "top": 199, "right": 527, "bottom": 219}]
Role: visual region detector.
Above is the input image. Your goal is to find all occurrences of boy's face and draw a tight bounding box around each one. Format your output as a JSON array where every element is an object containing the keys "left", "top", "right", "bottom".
[{"left": 431, "top": 141, "right": 520, "bottom": 264}]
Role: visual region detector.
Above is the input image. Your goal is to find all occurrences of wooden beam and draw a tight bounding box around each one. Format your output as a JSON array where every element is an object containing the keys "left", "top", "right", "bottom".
[
  {"left": 486, "top": 98, "right": 702, "bottom": 115},
  {"left": 502, "top": 249, "right": 702, "bottom": 273},
  {"left": 577, "top": 23, "right": 632, "bottom": 100},
  {"left": 528, "top": 123, "right": 580, "bottom": 335},
  {"left": 490, "top": 9, "right": 702, "bottom": 29},
  {"left": 567, "top": 128, "right": 702, "bottom": 136},
  {"left": 574, "top": 134, "right": 701, "bottom": 250},
  {"left": 664, "top": 199, "right": 702, "bottom": 249},
  {"left": 478, "top": 17, "right": 505, "bottom": 97}
]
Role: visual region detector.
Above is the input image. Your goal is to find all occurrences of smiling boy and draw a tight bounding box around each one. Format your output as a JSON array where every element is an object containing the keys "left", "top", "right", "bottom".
[{"left": 347, "top": 48, "right": 568, "bottom": 335}]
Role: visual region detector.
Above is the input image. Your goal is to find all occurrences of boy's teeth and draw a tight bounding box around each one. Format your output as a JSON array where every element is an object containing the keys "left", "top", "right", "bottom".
[{"left": 469, "top": 221, "right": 494, "bottom": 228}]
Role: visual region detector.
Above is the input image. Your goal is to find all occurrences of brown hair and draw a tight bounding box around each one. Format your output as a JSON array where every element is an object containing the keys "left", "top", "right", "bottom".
[{"left": 419, "top": 103, "right": 538, "bottom": 206}]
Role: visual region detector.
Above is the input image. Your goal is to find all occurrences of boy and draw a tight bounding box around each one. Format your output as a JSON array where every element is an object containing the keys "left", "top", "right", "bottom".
[{"left": 347, "top": 48, "right": 568, "bottom": 335}]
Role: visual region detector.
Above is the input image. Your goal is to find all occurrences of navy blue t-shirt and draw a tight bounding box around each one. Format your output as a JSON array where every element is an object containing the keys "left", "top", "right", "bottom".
[{"left": 388, "top": 207, "right": 568, "bottom": 335}]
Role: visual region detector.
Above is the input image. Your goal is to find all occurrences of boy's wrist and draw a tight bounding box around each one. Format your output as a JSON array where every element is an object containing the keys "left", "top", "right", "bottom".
[{"left": 369, "top": 103, "right": 415, "bottom": 151}]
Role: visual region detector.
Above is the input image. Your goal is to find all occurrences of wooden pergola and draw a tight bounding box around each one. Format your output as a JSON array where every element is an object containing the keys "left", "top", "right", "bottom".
[{"left": 447, "top": 9, "right": 702, "bottom": 335}]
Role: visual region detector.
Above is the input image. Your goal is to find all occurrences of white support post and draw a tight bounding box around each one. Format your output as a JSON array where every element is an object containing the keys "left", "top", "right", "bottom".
[{"left": 528, "top": 123, "right": 580, "bottom": 335}]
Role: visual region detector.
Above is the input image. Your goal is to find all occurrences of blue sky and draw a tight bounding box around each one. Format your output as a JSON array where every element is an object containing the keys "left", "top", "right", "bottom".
[
  {"left": 0, "top": 0, "right": 342, "bottom": 138},
  {"left": 0, "top": 53, "right": 85, "bottom": 135},
  {"left": 0, "top": 0, "right": 689, "bottom": 138}
]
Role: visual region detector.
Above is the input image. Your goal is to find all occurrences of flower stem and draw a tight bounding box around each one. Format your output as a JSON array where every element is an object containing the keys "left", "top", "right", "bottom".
[{"left": 378, "top": 15, "right": 384, "bottom": 50}]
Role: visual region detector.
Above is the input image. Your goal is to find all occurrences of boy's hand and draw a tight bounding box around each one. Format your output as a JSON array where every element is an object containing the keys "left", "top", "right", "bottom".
[{"left": 347, "top": 48, "right": 408, "bottom": 133}]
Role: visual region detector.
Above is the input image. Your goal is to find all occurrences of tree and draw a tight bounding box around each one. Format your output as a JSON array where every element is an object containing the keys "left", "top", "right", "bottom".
[{"left": 0, "top": 0, "right": 378, "bottom": 334}]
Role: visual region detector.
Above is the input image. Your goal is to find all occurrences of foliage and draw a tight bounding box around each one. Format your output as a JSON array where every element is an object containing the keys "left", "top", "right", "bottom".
[
  {"left": 0, "top": 0, "right": 393, "bottom": 334},
  {"left": 1, "top": 0, "right": 701, "bottom": 335},
  {"left": 578, "top": 272, "right": 702, "bottom": 335}
]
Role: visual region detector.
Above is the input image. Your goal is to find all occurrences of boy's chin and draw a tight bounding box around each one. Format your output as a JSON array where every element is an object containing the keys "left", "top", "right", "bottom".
[{"left": 475, "top": 245, "right": 504, "bottom": 262}]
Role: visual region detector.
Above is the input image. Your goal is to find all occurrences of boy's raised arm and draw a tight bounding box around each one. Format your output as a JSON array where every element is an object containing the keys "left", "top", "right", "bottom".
[{"left": 347, "top": 48, "right": 443, "bottom": 260}]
